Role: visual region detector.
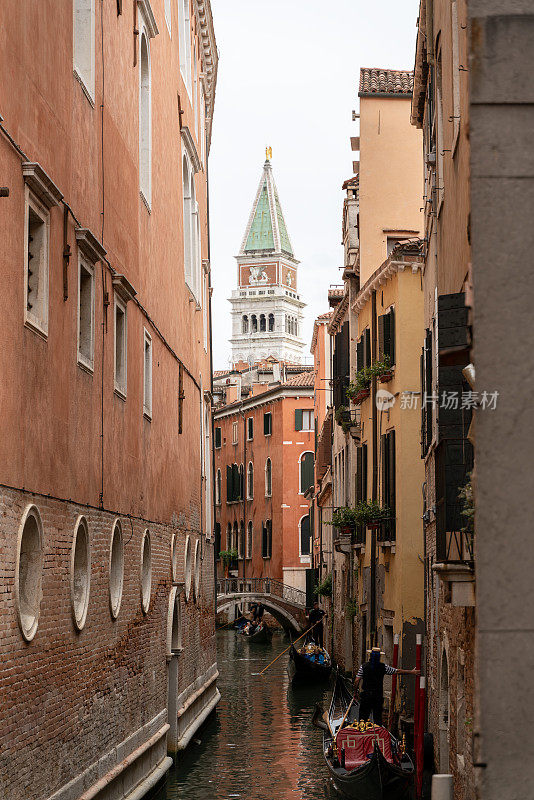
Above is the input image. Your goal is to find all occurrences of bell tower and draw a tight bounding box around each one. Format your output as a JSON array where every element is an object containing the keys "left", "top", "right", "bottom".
[{"left": 229, "top": 152, "right": 306, "bottom": 366}]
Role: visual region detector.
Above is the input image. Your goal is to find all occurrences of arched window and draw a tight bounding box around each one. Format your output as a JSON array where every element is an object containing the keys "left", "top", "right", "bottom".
[
  {"left": 139, "top": 32, "right": 151, "bottom": 206},
  {"left": 140, "top": 530, "right": 151, "bottom": 613},
  {"left": 247, "top": 461, "right": 254, "bottom": 499},
  {"left": 260, "top": 314, "right": 266, "bottom": 332},
  {"left": 300, "top": 515, "right": 311, "bottom": 556},
  {"left": 239, "top": 521, "right": 244, "bottom": 559},
  {"left": 233, "top": 521, "right": 239, "bottom": 552},
  {"left": 215, "top": 468, "right": 222, "bottom": 506},
  {"left": 247, "top": 521, "right": 253, "bottom": 559},
  {"left": 268, "top": 313, "right": 274, "bottom": 332},
  {"left": 299, "top": 451, "right": 314, "bottom": 494},
  {"left": 251, "top": 314, "right": 257, "bottom": 333},
  {"left": 239, "top": 463, "right": 244, "bottom": 500},
  {"left": 242, "top": 315, "right": 249, "bottom": 334},
  {"left": 191, "top": 178, "right": 200, "bottom": 301},
  {"left": 265, "top": 458, "right": 272, "bottom": 497},
  {"left": 182, "top": 155, "right": 192, "bottom": 288},
  {"left": 179, "top": 0, "right": 191, "bottom": 95},
  {"left": 226, "top": 522, "right": 232, "bottom": 550},
  {"left": 193, "top": 44, "right": 198, "bottom": 136},
  {"left": 285, "top": 315, "right": 289, "bottom": 333},
  {"left": 16, "top": 505, "right": 44, "bottom": 641},
  {"left": 184, "top": 535, "right": 192, "bottom": 601}
]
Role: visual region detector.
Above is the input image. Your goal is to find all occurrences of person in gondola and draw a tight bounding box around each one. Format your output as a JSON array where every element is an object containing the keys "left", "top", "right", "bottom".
[
  {"left": 250, "top": 602, "right": 258, "bottom": 621},
  {"left": 257, "top": 602, "right": 265, "bottom": 621},
  {"left": 353, "top": 647, "right": 419, "bottom": 725},
  {"left": 306, "top": 601, "right": 326, "bottom": 648}
]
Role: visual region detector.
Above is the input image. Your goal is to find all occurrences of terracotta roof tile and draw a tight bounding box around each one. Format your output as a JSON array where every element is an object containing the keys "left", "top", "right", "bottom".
[
  {"left": 359, "top": 68, "right": 413, "bottom": 97},
  {"left": 283, "top": 372, "right": 315, "bottom": 388}
]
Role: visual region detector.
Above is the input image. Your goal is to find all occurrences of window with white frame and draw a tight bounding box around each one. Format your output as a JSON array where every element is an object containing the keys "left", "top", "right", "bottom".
[
  {"left": 24, "top": 190, "right": 49, "bottom": 335},
  {"left": 295, "top": 409, "right": 313, "bottom": 432},
  {"left": 143, "top": 329, "right": 152, "bottom": 418},
  {"left": 247, "top": 462, "right": 254, "bottom": 500},
  {"left": 215, "top": 468, "right": 222, "bottom": 506},
  {"left": 182, "top": 155, "right": 193, "bottom": 290},
  {"left": 265, "top": 458, "right": 272, "bottom": 497},
  {"left": 164, "top": 0, "right": 171, "bottom": 34},
  {"left": 179, "top": 0, "right": 191, "bottom": 95},
  {"left": 114, "top": 295, "right": 127, "bottom": 396},
  {"left": 232, "top": 421, "right": 238, "bottom": 445},
  {"left": 139, "top": 31, "right": 152, "bottom": 207},
  {"left": 193, "top": 44, "right": 198, "bottom": 137},
  {"left": 299, "top": 515, "right": 311, "bottom": 557},
  {"left": 77, "top": 255, "right": 95, "bottom": 370},
  {"left": 299, "top": 451, "right": 314, "bottom": 494},
  {"left": 73, "top": 0, "right": 95, "bottom": 101}
]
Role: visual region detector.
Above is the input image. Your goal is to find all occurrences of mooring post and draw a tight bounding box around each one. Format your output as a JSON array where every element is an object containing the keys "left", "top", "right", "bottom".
[
  {"left": 431, "top": 773, "right": 453, "bottom": 800},
  {"left": 388, "top": 633, "right": 399, "bottom": 729},
  {"left": 416, "top": 676, "right": 425, "bottom": 797}
]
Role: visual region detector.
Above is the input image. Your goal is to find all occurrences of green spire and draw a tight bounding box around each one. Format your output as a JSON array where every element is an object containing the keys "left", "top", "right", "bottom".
[
  {"left": 241, "top": 161, "right": 294, "bottom": 257},
  {"left": 244, "top": 181, "right": 274, "bottom": 252}
]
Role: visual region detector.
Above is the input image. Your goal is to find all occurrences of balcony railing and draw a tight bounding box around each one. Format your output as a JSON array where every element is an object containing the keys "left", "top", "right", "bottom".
[
  {"left": 217, "top": 577, "right": 307, "bottom": 608},
  {"left": 376, "top": 517, "right": 396, "bottom": 544}
]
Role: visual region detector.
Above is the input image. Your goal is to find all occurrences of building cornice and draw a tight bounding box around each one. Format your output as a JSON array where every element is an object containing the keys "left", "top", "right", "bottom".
[
  {"left": 181, "top": 126, "right": 201, "bottom": 173},
  {"left": 350, "top": 246, "right": 423, "bottom": 313},
  {"left": 193, "top": 0, "right": 218, "bottom": 152},
  {"left": 213, "top": 385, "right": 313, "bottom": 419},
  {"left": 328, "top": 291, "right": 349, "bottom": 335}
]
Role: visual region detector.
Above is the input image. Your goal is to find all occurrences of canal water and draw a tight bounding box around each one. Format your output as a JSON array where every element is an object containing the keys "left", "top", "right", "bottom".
[{"left": 156, "top": 629, "right": 337, "bottom": 800}]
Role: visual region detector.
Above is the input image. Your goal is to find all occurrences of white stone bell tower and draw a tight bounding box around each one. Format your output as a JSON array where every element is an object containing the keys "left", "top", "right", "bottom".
[{"left": 229, "top": 153, "right": 306, "bottom": 366}]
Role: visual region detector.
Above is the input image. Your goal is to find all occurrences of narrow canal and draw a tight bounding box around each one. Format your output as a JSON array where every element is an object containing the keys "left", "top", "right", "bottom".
[{"left": 156, "top": 629, "right": 337, "bottom": 800}]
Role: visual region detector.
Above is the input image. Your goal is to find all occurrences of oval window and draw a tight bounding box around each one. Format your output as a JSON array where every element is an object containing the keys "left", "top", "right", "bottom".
[
  {"left": 193, "top": 539, "right": 201, "bottom": 601},
  {"left": 184, "top": 536, "right": 192, "bottom": 601},
  {"left": 171, "top": 533, "right": 179, "bottom": 583},
  {"left": 109, "top": 520, "right": 124, "bottom": 619},
  {"left": 16, "top": 505, "right": 44, "bottom": 642},
  {"left": 141, "top": 530, "right": 151, "bottom": 613},
  {"left": 71, "top": 516, "right": 90, "bottom": 630}
]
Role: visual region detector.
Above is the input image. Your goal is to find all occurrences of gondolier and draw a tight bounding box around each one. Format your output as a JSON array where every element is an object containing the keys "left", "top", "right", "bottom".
[
  {"left": 306, "top": 601, "right": 326, "bottom": 648},
  {"left": 354, "top": 647, "right": 418, "bottom": 725}
]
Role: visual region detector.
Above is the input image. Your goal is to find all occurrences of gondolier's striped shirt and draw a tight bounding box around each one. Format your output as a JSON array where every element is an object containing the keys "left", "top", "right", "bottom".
[{"left": 356, "top": 664, "right": 396, "bottom": 677}]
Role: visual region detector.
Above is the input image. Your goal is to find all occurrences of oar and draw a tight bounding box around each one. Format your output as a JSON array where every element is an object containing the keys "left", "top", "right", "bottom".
[
  {"left": 336, "top": 696, "right": 356, "bottom": 741},
  {"left": 252, "top": 619, "right": 323, "bottom": 676}
]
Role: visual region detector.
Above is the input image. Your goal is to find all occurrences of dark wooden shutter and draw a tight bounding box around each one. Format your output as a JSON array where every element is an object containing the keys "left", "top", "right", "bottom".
[
  {"left": 357, "top": 337, "right": 364, "bottom": 372},
  {"left": 425, "top": 329, "right": 433, "bottom": 449},
  {"left": 381, "top": 434, "right": 388, "bottom": 506},
  {"left": 295, "top": 409, "right": 303, "bottom": 431},
  {"left": 232, "top": 464, "right": 240, "bottom": 501},
  {"left": 378, "top": 315, "right": 385, "bottom": 360},
  {"left": 300, "top": 516, "right": 311, "bottom": 555},
  {"left": 388, "top": 308, "right": 395, "bottom": 365},
  {"left": 420, "top": 348, "right": 426, "bottom": 457},
  {"left": 248, "top": 418, "right": 253, "bottom": 439},
  {"left": 215, "top": 427, "right": 222, "bottom": 449},
  {"left": 356, "top": 446, "right": 363, "bottom": 502},
  {"left": 268, "top": 519, "right": 272, "bottom": 557},
  {"left": 388, "top": 431, "right": 396, "bottom": 517},
  {"left": 214, "top": 523, "right": 221, "bottom": 559},
  {"left": 362, "top": 444, "right": 367, "bottom": 501},
  {"left": 226, "top": 465, "right": 232, "bottom": 502},
  {"left": 364, "top": 328, "right": 371, "bottom": 367},
  {"left": 264, "top": 412, "right": 272, "bottom": 435}
]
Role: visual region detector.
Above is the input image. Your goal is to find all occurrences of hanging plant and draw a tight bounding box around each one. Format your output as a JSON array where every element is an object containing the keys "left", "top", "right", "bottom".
[
  {"left": 219, "top": 548, "right": 238, "bottom": 564},
  {"left": 314, "top": 573, "right": 332, "bottom": 598},
  {"left": 335, "top": 405, "right": 352, "bottom": 433},
  {"left": 328, "top": 501, "right": 391, "bottom": 531}
]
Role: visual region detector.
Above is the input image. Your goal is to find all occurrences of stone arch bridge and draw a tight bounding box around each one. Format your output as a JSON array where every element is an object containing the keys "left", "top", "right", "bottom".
[{"left": 216, "top": 578, "right": 308, "bottom": 633}]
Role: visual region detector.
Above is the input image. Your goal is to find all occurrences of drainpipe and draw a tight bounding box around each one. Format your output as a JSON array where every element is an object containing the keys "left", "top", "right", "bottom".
[
  {"left": 242, "top": 403, "right": 247, "bottom": 589},
  {"left": 370, "top": 290, "right": 378, "bottom": 647},
  {"left": 206, "top": 133, "right": 217, "bottom": 618}
]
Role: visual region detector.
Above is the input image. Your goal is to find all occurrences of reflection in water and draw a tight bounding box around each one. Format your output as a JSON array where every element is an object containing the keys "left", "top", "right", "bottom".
[{"left": 157, "top": 630, "right": 337, "bottom": 800}]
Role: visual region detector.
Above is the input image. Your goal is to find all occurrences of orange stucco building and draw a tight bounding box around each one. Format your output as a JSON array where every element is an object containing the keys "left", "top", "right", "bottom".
[
  {"left": 0, "top": 2, "right": 218, "bottom": 799},
  {"left": 213, "top": 362, "right": 315, "bottom": 597}
]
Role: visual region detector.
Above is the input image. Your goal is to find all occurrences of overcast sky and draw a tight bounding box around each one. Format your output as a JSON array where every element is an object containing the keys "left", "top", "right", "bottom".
[{"left": 208, "top": 0, "right": 420, "bottom": 371}]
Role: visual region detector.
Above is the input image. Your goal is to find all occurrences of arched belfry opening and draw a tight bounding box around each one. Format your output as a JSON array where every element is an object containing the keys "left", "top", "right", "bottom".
[{"left": 167, "top": 585, "right": 183, "bottom": 751}]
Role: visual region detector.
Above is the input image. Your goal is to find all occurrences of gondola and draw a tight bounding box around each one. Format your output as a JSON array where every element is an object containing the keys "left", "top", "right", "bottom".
[
  {"left": 237, "top": 623, "right": 272, "bottom": 644},
  {"left": 312, "top": 672, "right": 414, "bottom": 799},
  {"left": 288, "top": 643, "right": 332, "bottom": 681}
]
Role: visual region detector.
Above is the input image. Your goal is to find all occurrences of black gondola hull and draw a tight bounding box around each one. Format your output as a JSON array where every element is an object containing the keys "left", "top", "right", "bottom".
[
  {"left": 288, "top": 645, "right": 332, "bottom": 681},
  {"left": 238, "top": 625, "right": 272, "bottom": 644}
]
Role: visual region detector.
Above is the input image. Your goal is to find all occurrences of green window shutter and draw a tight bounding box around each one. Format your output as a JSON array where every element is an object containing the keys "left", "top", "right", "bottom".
[
  {"left": 356, "top": 446, "right": 363, "bottom": 502},
  {"left": 362, "top": 444, "right": 368, "bottom": 501},
  {"left": 356, "top": 337, "right": 364, "bottom": 372},
  {"left": 378, "top": 315, "right": 385, "bottom": 360},
  {"left": 295, "top": 409, "right": 303, "bottom": 431},
  {"left": 388, "top": 431, "right": 396, "bottom": 514},
  {"left": 381, "top": 434, "right": 388, "bottom": 505},
  {"left": 301, "top": 452, "right": 314, "bottom": 493}
]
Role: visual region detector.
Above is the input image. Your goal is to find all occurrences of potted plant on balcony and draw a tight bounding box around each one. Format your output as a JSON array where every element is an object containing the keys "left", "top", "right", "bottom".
[
  {"left": 355, "top": 500, "right": 391, "bottom": 529},
  {"left": 372, "top": 354, "right": 393, "bottom": 383},
  {"left": 335, "top": 405, "right": 353, "bottom": 434},
  {"left": 219, "top": 548, "right": 238, "bottom": 578},
  {"left": 346, "top": 366, "right": 372, "bottom": 405},
  {"left": 329, "top": 506, "right": 360, "bottom": 536}
]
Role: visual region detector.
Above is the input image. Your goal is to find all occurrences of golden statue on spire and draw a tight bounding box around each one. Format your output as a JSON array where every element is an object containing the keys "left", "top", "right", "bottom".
[{"left": 266, "top": 146, "right": 272, "bottom": 161}]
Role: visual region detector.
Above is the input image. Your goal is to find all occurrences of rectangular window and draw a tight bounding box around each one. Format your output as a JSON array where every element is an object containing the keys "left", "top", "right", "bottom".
[
  {"left": 73, "top": 0, "right": 95, "bottom": 101},
  {"left": 143, "top": 329, "right": 152, "bottom": 418},
  {"left": 114, "top": 296, "right": 127, "bottom": 396},
  {"left": 264, "top": 412, "right": 272, "bottom": 436},
  {"left": 24, "top": 190, "right": 49, "bottom": 336},
  {"left": 295, "top": 409, "right": 313, "bottom": 431},
  {"left": 262, "top": 520, "right": 272, "bottom": 558},
  {"left": 214, "top": 426, "right": 222, "bottom": 449},
  {"left": 246, "top": 523, "right": 252, "bottom": 559},
  {"left": 247, "top": 417, "right": 254, "bottom": 441},
  {"left": 381, "top": 430, "right": 396, "bottom": 541},
  {"left": 378, "top": 307, "right": 396, "bottom": 366},
  {"left": 77, "top": 255, "right": 95, "bottom": 370},
  {"left": 232, "top": 421, "right": 238, "bottom": 444}
]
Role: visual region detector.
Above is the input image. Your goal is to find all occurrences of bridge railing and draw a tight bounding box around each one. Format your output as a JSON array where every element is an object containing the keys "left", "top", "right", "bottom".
[{"left": 216, "top": 577, "right": 307, "bottom": 608}]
